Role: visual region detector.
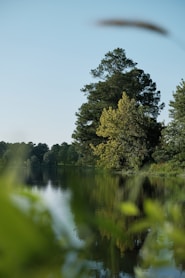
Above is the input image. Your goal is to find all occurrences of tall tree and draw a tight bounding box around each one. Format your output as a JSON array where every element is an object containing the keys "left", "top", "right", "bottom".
[
  {"left": 72, "top": 48, "right": 164, "bottom": 165},
  {"left": 169, "top": 79, "right": 185, "bottom": 121},
  {"left": 154, "top": 79, "right": 185, "bottom": 165}
]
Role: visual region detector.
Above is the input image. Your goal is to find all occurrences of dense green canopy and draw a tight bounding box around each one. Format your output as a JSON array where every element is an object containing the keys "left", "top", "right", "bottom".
[{"left": 91, "top": 93, "right": 150, "bottom": 169}]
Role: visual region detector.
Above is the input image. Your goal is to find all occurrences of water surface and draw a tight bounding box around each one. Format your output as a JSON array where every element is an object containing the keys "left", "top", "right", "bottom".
[{"left": 25, "top": 166, "right": 185, "bottom": 277}]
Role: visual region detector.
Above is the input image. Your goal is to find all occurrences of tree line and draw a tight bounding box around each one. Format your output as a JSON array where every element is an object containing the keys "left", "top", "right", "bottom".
[
  {"left": 72, "top": 48, "right": 185, "bottom": 172},
  {"left": 0, "top": 141, "right": 78, "bottom": 169}
]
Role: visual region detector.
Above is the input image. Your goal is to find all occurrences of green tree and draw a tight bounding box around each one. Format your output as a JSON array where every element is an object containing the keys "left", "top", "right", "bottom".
[
  {"left": 155, "top": 79, "right": 185, "bottom": 166},
  {"left": 0, "top": 141, "right": 7, "bottom": 158},
  {"left": 32, "top": 143, "right": 49, "bottom": 164},
  {"left": 43, "top": 151, "right": 57, "bottom": 167},
  {"left": 67, "top": 144, "right": 78, "bottom": 164},
  {"left": 91, "top": 93, "right": 150, "bottom": 170},
  {"left": 27, "top": 155, "right": 40, "bottom": 170},
  {"left": 169, "top": 79, "right": 185, "bottom": 121},
  {"left": 2, "top": 142, "right": 30, "bottom": 166},
  {"left": 51, "top": 144, "right": 61, "bottom": 164},
  {"left": 0, "top": 141, "right": 7, "bottom": 166},
  {"left": 58, "top": 142, "right": 69, "bottom": 165},
  {"left": 72, "top": 48, "right": 164, "bottom": 165}
]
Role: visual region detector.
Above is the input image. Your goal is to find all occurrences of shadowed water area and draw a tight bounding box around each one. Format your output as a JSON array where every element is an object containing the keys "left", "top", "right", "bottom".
[{"left": 21, "top": 166, "right": 185, "bottom": 277}]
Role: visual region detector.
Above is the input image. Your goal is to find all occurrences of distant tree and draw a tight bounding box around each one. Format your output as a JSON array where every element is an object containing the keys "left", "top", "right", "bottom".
[
  {"left": 27, "top": 155, "right": 40, "bottom": 170},
  {"left": 50, "top": 144, "right": 61, "bottom": 164},
  {"left": 67, "top": 144, "right": 78, "bottom": 164},
  {"left": 43, "top": 151, "right": 57, "bottom": 167},
  {"left": 15, "top": 142, "right": 33, "bottom": 161},
  {"left": 59, "top": 142, "right": 69, "bottom": 165},
  {"left": 2, "top": 143, "right": 25, "bottom": 165},
  {"left": 72, "top": 48, "right": 164, "bottom": 165},
  {"left": 0, "top": 141, "right": 7, "bottom": 158},
  {"left": 91, "top": 93, "right": 150, "bottom": 170},
  {"left": 0, "top": 141, "right": 8, "bottom": 166},
  {"left": 32, "top": 143, "right": 49, "bottom": 164},
  {"left": 2, "top": 149, "right": 12, "bottom": 165}
]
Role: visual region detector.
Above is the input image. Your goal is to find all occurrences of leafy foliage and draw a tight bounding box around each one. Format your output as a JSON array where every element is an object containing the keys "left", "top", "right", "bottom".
[{"left": 91, "top": 93, "right": 153, "bottom": 170}]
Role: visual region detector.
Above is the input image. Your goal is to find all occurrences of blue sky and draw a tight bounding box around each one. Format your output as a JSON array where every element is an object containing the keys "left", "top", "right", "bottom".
[{"left": 0, "top": 0, "right": 184, "bottom": 147}]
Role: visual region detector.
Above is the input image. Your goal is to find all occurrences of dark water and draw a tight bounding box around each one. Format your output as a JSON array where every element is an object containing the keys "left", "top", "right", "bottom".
[{"left": 24, "top": 166, "right": 185, "bottom": 278}]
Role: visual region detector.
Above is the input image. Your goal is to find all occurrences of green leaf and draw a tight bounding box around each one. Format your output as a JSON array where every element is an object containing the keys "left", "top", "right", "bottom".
[
  {"left": 129, "top": 220, "right": 150, "bottom": 233},
  {"left": 167, "top": 226, "right": 185, "bottom": 247},
  {"left": 120, "top": 201, "right": 139, "bottom": 216},
  {"left": 144, "top": 200, "right": 164, "bottom": 223}
]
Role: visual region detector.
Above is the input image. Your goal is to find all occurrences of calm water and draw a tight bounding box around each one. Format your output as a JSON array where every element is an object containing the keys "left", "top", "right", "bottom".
[{"left": 24, "top": 166, "right": 185, "bottom": 278}]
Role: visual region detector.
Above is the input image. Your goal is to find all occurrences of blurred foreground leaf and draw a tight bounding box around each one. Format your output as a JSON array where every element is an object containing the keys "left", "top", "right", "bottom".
[
  {"left": 0, "top": 179, "right": 63, "bottom": 278},
  {"left": 120, "top": 201, "right": 139, "bottom": 216},
  {"left": 144, "top": 199, "right": 165, "bottom": 223},
  {"left": 97, "top": 18, "right": 168, "bottom": 35}
]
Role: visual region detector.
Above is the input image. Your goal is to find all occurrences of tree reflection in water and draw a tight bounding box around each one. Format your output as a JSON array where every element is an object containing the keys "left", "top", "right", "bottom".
[{"left": 24, "top": 167, "right": 185, "bottom": 277}]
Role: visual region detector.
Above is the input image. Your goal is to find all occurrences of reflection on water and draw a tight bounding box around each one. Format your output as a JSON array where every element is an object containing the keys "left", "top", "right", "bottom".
[
  {"left": 32, "top": 182, "right": 84, "bottom": 248},
  {"left": 24, "top": 167, "right": 185, "bottom": 277}
]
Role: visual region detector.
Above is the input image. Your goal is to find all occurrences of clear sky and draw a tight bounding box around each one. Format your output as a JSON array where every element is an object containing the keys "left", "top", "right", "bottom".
[{"left": 0, "top": 0, "right": 184, "bottom": 147}]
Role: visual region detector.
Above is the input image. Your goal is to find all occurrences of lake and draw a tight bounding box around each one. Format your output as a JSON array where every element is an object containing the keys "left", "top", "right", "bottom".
[{"left": 23, "top": 166, "right": 185, "bottom": 277}]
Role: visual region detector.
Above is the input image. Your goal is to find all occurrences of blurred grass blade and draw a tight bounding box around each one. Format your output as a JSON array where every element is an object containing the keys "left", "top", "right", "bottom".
[{"left": 97, "top": 18, "right": 168, "bottom": 36}]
